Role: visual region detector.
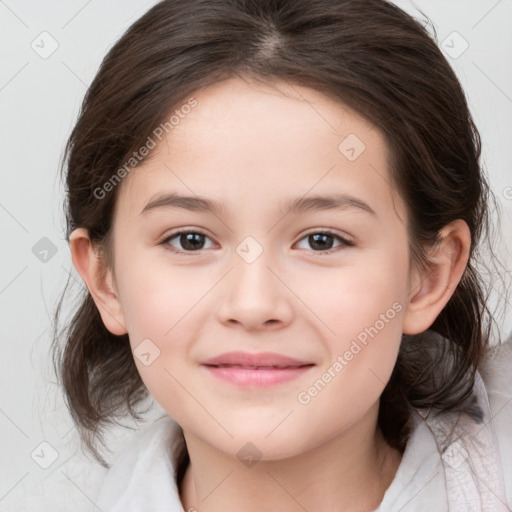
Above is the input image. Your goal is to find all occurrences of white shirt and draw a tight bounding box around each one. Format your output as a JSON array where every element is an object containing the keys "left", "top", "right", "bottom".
[{"left": 94, "top": 340, "right": 512, "bottom": 512}]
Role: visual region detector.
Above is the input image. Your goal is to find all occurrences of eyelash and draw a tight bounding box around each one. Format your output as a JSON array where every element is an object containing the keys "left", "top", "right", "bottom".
[{"left": 159, "top": 228, "right": 355, "bottom": 256}]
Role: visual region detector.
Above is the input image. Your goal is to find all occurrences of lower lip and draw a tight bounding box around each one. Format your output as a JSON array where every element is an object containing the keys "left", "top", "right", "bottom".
[{"left": 201, "top": 365, "right": 314, "bottom": 387}]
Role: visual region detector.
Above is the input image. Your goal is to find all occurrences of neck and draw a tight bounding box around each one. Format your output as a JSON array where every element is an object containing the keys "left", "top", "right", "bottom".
[{"left": 179, "top": 406, "right": 403, "bottom": 512}]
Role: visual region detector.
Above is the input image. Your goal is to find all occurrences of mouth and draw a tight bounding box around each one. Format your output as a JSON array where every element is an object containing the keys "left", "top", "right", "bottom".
[
  {"left": 207, "top": 364, "right": 310, "bottom": 369},
  {"left": 200, "top": 351, "right": 315, "bottom": 387}
]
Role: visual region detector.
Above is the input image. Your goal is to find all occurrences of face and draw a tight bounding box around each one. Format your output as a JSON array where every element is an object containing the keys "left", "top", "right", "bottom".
[{"left": 109, "top": 76, "right": 413, "bottom": 460}]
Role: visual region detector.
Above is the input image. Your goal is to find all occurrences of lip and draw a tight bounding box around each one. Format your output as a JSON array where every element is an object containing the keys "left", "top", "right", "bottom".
[
  {"left": 200, "top": 351, "right": 315, "bottom": 387},
  {"left": 202, "top": 351, "right": 312, "bottom": 367}
]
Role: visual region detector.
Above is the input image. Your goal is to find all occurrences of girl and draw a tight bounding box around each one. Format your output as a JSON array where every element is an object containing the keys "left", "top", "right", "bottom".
[{"left": 52, "top": 0, "right": 512, "bottom": 510}]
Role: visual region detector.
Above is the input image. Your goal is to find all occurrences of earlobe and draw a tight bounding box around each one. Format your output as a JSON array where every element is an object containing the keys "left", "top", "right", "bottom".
[
  {"left": 402, "top": 219, "right": 471, "bottom": 335},
  {"left": 69, "top": 228, "right": 128, "bottom": 336}
]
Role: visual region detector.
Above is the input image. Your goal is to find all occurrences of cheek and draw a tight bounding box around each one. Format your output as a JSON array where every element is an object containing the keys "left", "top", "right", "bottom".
[
  {"left": 307, "top": 248, "right": 408, "bottom": 344},
  {"left": 114, "top": 253, "right": 215, "bottom": 413},
  {"left": 297, "top": 248, "right": 407, "bottom": 406},
  {"left": 293, "top": 285, "right": 404, "bottom": 448},
  {"left": 116, "top": 251, "right": 209, "bottom": 340}
]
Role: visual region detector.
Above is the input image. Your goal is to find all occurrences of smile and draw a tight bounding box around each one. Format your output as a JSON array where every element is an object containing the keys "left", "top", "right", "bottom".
[{"left": 201, "top": 365, "right": 314, "bottom": 387}]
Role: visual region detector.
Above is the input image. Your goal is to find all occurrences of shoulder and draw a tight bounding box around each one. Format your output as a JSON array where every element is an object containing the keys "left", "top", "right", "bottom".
[
  {"left": 93, "top": 415, "right": 186, "bottom": 512},
  {"left": 479, "top": 336, "right": 512, "bottom": 508}
]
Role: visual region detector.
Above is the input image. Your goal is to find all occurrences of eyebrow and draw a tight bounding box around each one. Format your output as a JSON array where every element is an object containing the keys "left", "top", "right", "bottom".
[{"left": 139, "top": 192, "right": 377, "bottom": 218}]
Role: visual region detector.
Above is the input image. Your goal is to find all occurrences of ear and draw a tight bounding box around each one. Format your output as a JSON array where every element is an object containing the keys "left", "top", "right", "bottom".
[
  {"left": 402, "top": 219, "right": 471, "bottom": 335},
  {"left": 69, "top": 228, "right": 128, "bottom": 335}
]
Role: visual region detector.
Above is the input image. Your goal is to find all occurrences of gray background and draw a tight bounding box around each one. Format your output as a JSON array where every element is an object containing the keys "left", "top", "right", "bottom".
[{"left": 1, "top": 0, "right": 511, "bottom": 510}]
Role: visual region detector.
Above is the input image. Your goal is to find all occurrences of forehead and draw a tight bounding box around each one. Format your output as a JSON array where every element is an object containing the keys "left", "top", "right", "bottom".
[
  {"left": 167, "top": 76, "right": 381, "bottom": 158},
  {"left": 115, "top": 76, "right": 404, "bottom": 224}
]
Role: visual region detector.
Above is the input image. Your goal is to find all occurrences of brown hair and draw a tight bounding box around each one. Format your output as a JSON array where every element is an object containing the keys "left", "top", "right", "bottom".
[{"left": 52, "top": 0, "right": 509, "bottom": 466}]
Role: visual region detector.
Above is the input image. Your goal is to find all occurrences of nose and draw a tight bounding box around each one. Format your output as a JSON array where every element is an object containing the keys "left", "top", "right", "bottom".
[{"left": 215, "top": 247, "right": 294, "bottom": 332}]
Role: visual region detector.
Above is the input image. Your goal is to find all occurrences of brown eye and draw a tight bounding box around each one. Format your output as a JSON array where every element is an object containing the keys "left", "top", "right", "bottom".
[
  {"left": 296, "top": 231, "right": 354, "bottom": 254},
  {"left": 161, "top": 230, "right": 215, "bottom": 253}
]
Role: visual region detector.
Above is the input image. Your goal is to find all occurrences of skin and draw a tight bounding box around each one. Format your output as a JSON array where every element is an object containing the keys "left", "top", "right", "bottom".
[{"left": 70, "top": 76, "right": 471, "bottom": 511}]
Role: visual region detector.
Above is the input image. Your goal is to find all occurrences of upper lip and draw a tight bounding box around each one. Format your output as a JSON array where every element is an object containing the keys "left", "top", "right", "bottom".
[{"left": 201, "top": 351, "right": 313, "bottom": 368}]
